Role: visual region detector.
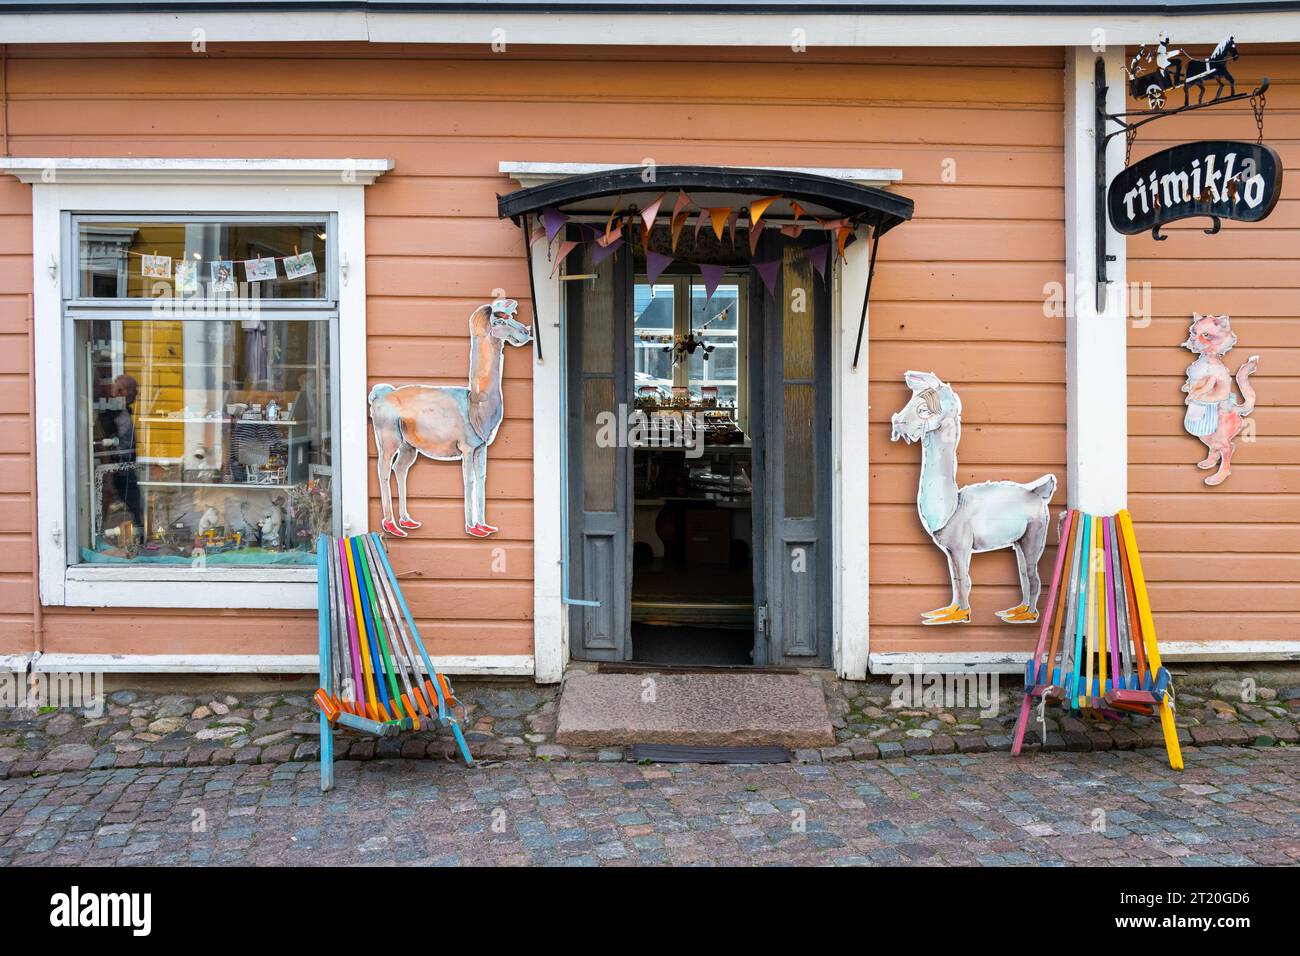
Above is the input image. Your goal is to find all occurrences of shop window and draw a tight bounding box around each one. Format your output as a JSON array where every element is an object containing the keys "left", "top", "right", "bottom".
[{"left": 69, "top": 216, "right": 339, "bottom": 568}]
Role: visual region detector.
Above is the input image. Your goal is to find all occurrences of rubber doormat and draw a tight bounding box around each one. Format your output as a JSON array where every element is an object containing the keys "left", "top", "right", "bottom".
[{"left": 630, "top": 744, "right": 792, "bottom": 764}]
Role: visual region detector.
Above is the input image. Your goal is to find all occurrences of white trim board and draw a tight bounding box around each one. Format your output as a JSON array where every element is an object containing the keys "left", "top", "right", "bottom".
[
  {"left": 12, "top": 158, "right": 390, "bottom": 609},
  {"left": 0, "top": 157, "right": 393, "bottom": 186},
  {"left": 30, "top": 653, "right": 537, "bottom": 676},
  {"left": 1063, "top": 47, "right": 1129, "bottom": 515},
  {"left": 500, "top": 162, "right": 902, "bottom": 190},
  {"left": 0, "top": 654, "right": 34, "bottom": 673},
  {"left": 869, "top": 643, "right": 1300, "bottom": 674},
  {"left": 5, "top": 12, "right": 1300, "bottom": 46}
]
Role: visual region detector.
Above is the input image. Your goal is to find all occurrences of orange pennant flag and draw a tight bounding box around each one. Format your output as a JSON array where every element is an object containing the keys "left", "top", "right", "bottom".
[
  {"left": 549, "top": 240, "right": 578, "bottom": 277},
  {"left": 749, "top": 195, "right": 781, "bottom": 227},
  {"left": 640, "top": 193, "right": 666, "bottom": 232},
  {"left": 791, "top": 200, "right": 805, "bottom": 221},
  {"left": 672, "top": 190, "right": 692, "bottom": 219},
  {"left": 836, "top": 225, "right": 853, "bottom": 258},
  {"left": 604, "top": 201, "right": 622, "bottom": 244},
  {"left": 708, "top": 207, "right": 731, "bottom": 241}
]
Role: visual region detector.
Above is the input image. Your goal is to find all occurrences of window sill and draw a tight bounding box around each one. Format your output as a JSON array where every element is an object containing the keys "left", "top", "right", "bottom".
[{"left": 61, "top": 566, "right": 316, "bottom": 609}]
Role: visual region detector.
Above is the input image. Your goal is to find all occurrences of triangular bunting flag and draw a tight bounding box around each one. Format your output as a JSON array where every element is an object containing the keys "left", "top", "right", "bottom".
[
  {"left": 542, "top": 207, "right": 568, "bottom": 242},
  {"left": 693, "top": 209, "right": 708, "bottom": 241},
  {"left": 805, "top": 242, "right": 829, "bottom": 281},
  {"left": 672, "top": 190, "right": 692, "bottom": 220},
  {"left": 749, "top": 195, "right": 780, "bottom": 227},
  {"left": 727, "top": 209, "right": 739, "bottom": 246},
  {"left": 592, "top": 236, "right": 623, "bottom": 266},
  {"left": 791, "top": 200, "right": 805, "bottom": 221},
  {"left": 753, "top": 259, "right": 780, "bottom": 294},
  {"left": 530, "top": 223, "right": 547, "bottom": 247},
  {"left": 708, "top": 207, "right": 731, "bottom": 241},
  {"left": 549, "top": 240, "right": 579, "bottom": 278},
  {"left": 640, "top": 193, "right": 665, "bottom": 232},
  {"left": 699, "top": 263, "right": 726, "bottom": 300},
  {"left": 646, "top": 250, "right": 673, "bottom": 285},
  {"left": 596, "top": 224, "right": 623, "bottom": 248},
  {"left": 604, "top": 202, "right": 622, "bottom": 244},
  {"left": 836, "top": 225, "right": 853, "bottom": 259},
  {"left": 748, "top": 218, "right": 766, "bottom": 256},
  {"left": 780, "top": 224, "right": 805, "bottom": 238}
]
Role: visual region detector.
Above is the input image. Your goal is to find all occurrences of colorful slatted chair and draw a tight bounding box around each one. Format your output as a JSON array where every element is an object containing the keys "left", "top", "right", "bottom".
[
  {"left": 314, "top": 533, "right": 473, "bottom": 792},
  {"left": 1012, "top": 509, "right": 1182, "bottom": 770}
]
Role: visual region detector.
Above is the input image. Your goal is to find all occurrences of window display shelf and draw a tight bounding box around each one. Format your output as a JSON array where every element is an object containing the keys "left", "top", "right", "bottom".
[
  {"left": 137, "top": 480, "right": 296, "bottom": 491},
  {"left": 139, "top": 416, "right": 301, "bottom": 425}
]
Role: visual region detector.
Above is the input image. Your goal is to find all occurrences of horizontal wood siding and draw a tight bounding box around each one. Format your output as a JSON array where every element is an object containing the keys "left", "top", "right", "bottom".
[
  {"left": 1125, "top": 44, "right": 1300, "bottom": 646},
  {"left": 0, "top": 42, "right": 1068, "bottom": 662}
]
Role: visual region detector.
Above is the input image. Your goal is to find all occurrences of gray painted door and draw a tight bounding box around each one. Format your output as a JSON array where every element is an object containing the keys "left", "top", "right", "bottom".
[
  {"left": 757, "top": 243, "right": 832, "bottom": 666},
  {"left": 566, "top": 239, "right": 633, "bottom": 661}
]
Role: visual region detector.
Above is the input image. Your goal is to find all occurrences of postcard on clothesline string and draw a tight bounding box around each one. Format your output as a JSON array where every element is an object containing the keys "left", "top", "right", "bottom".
[
  {"left": 283, "top": 251, "right": 317, "bottom": 281},
  {"left": 141, "top": 254, "right": 171, "bottom": 280},
  {"left": 209, "top": 260, "right": 235, "bottom": 293},
  {"left": 173, "top": 260, "right": 199, "bottom": 297},
  {"left": 243, "top": 257, "right": 278, "bottom": 282}
]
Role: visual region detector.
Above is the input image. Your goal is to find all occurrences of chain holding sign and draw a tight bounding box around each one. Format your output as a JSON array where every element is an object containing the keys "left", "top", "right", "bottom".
[{"left": 1092, "top": 39, "right": 1272, "bottom": 307}]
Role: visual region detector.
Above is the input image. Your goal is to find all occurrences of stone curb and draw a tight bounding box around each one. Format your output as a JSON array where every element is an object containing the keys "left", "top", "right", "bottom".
[{"left": 1, "top": 732, "right": 1293, "bottom": 779}]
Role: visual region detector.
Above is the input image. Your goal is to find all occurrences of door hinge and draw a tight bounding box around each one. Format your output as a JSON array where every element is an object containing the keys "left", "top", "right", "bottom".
[{"left": 756, "top": 603, "right": 768, "bottom": 636}]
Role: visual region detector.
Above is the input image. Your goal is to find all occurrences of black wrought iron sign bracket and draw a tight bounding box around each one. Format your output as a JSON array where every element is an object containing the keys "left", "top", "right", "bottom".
[{"left": 1092, "top": 37, "right": 1269, "bottom": 306}]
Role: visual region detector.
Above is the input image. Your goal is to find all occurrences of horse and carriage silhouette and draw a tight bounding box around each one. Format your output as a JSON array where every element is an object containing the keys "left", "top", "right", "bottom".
[{"left": 1126, "top": 36, "right": 1239, "bottom": 110}]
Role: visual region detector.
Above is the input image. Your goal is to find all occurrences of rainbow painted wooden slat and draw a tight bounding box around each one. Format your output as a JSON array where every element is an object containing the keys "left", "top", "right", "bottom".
[
  {"left": 1012, "top": 510, "right": 1182, "bottom": 770},
  {"left": 314, "top": 534, "right": 474, "bottom": 792}
]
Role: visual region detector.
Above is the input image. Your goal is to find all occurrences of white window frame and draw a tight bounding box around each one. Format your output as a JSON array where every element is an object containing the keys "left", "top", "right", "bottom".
[{"left": 2, "top": 157, "right": 392, "bottom": 609}]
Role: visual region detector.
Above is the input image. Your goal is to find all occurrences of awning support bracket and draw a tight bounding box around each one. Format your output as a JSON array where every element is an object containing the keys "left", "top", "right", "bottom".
[
  {"left": 851, "top": 227, "right": 880, "bottom": 370},
  {"left": 521, "top": 212, "right": 543, "bottom": 362}
]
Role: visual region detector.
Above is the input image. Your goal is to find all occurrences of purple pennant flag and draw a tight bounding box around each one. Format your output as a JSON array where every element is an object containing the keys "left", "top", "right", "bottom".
[
  {"left": 753, "top": 258, "right": 780, "bottom": 294},
  {"left": 699, "top": 263, "right": 726, "bottom": 300},
  {"left": 591, "top": 236, "right": 623, "bottom": 267},
  {"left": 805, "top": 242, "right": 829, "bottom": 281},
  {"left": 646, "top": 250, "right": 673, "bottom": 285},
  {"left": 542, "top": 206, "right": 569, "bottom": 242}
]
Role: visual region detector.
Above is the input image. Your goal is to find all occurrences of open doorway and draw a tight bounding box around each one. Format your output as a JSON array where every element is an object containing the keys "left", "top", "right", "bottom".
[{"left": 629, "top": 271, "right": 755, "bottom": 666}]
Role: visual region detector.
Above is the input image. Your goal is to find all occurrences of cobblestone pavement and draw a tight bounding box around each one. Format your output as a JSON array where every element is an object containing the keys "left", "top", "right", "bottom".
[
  {"left": 3, "top": 671, "right": 1297, "bottom": 777},
  {"left": 2, "top": 747, "right": 1296, "bottom": 866}
]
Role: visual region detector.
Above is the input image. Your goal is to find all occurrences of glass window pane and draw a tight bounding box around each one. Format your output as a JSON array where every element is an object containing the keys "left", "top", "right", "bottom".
[
  {"left": 692, "top": 284, "right": 739, "bottom": 332},
  {"left": 634, "top": 281, "right": 673, "bottom": 397},
  {"left": 77, "top": 220, "right": 328, "bottom": 299},
  {"left": 578, "top": 244, "right": 615, "bottom": 374},
  {"left": 74, "top": 318, "right": 333, "bottom": 566},
  {"left": 784, "top": 384, "right": 814, "bottom": 518},
  {"left": 782, "top": 248, "right": 815, "bottom": 381},
  {"left": 583, "top": 378, "right": 616, "bottom": 512}
]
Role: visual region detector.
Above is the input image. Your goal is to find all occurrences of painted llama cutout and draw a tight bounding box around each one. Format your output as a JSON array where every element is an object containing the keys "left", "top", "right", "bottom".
[
  {"left": 1181, "top": 313, "right": 1258, "bottom": 486},
  {"left": 370, "top": 298, "right": 532, "bottom": 538},
  {"left": 890, "top": 370, "right": 1057, "bottom": 626}
]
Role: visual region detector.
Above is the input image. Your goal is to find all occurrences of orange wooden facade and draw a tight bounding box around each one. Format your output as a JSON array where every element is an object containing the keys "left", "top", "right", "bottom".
[{"left": 0, "top": 41, "right": 1293, "bottom": 666}]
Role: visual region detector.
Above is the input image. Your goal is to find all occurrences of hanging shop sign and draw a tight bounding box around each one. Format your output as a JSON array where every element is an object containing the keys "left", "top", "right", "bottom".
[{"left": 1107, "top": 140, "right": 1283, "bottom": 238}]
